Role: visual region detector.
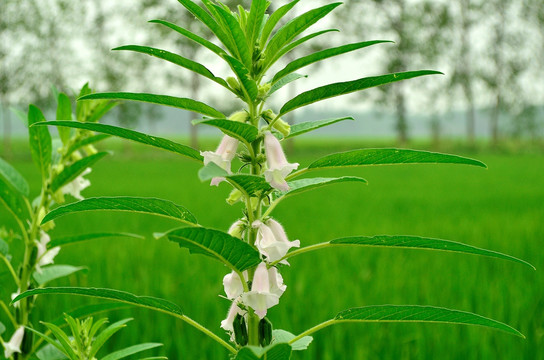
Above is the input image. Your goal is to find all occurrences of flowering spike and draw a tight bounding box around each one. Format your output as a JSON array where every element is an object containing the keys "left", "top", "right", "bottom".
[{"left": 263, "top": 132, "right": 299, "bottom": 191}]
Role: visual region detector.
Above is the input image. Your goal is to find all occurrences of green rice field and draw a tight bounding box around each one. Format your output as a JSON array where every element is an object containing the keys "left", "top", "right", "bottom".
[{"left": 1, "top": 139, "right": 543, "bottom": 359}]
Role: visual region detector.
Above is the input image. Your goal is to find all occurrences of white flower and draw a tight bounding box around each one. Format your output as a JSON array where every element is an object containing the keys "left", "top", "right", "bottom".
[
  {"left": 263, "top": 132, "right": 299, "bottom": 191},
  {"left": 220, "top": 301, "right": 244, "bottom": 334},
  {"left": 10, "top": 289, "right": 20, "bottom": 308},
  {"left": 252, "top": 219, "right": 300, "bottom": 264},
  {"left": 201, "top": 135, "right": 239, "bottom": 186},
  {"left": 35, "top": 231, "right": 60, "bottom": 274},
  {"left": 223, "top": 271, "right": 248, "bottom": 300},
  {"left": 63, "top": 168, "right": 91, "bottom": 200},
  {"left": 241, "top": 263, "right": 286, "bottom": 319},
  {"left": 3, "top": 327, "right": 24, "bottom": 359}
]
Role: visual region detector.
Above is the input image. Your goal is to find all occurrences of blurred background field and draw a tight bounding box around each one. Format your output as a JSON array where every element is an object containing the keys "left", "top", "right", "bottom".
[{"left": 1, "top": 138, "right": 543, "bottom": 359}]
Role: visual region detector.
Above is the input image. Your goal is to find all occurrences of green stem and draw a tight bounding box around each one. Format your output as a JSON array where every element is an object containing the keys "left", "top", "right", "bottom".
[
  {"left": 0, "top": 301, "right": 18, "bottom": 327},
  {"left": 271, "top": 242, "right": 332, "bottom": 266},
  {"left": 0, "top": 254, "right": 19, "bottom": 287},
  {"left": 180, "top": 315, "right": 237, "bottom": 354},
  {"left": 285, "top": 167, "right": 310, "bottom": 181},
  {"left": 288, "top": 319, "right": 336, "bottom": 345}
]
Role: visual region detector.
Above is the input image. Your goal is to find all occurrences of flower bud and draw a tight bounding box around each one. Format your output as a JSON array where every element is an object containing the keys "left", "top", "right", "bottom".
[
  {"left": 273, "top": 119, "right": 291, "bottom": 137},
  {"left": 259, "top": 317, "right": 273, "bottom": 347},
  {"left": 228, "top": 111, "right": 250, "bottom": 123},
  {"left": 228, "top": 220, "right": 245, "bottom": 239},
  {"left": 263, "top": 132, "right": 299, "bottom": 191},
  {"left": 83, "top": 144, "right": 98, "bottom": 156},
  {"left": 71, "top": 150, "right": 83, "bottom": 162},
  {"left": 226, "top": 189, "right": 243, "bottom": 205},
  {"left": 258, "top": 83, "right": 272, "bottom": 100},
  {"left": 227, "top": 77, "right": 242, "bottom": 96}
]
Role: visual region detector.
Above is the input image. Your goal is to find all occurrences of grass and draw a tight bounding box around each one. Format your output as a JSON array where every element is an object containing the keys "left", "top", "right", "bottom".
[{"left": 1, "top": 139, "right": 543, "bottom": 359}]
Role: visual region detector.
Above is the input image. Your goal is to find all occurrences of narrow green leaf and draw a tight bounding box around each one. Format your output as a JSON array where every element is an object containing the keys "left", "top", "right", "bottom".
[
  {"left": 329, "top": 235, "right": 535, "bottom": 270},
  {"left": 113, "top": 45, "right": 229, "bottom": 88},
  {"left": 12, "top": 287, "right": 184, "bottom": 317},
  {"left": 79, "top": 92, "right": 224, "bottom": 118},
  {"left": 286, "top": 117, "right": 354, "bottom": 139},
  {"left": 49, "top": 232, "right": 144, "bottom": 248},
  {"left": 194, "top": 119, "right": 258, "bottom": 143},
  {"left": 213, "top": 5, "right": 252, "bottom": 68},
  {"left": 51, "top": 152, "right": 109, "bottom": 193},
  {"left": 271, "top": 330, "right": 312, "bottom": 351},
  {"left": 280, "top": 71, "right": 443, "bottom": 116},
  {"left": 86, "top": 100, "right": 118, "bottom": 123},
  {"left": 235, "top": 343, "right": 292, "bottom": 360},
  {"left": 166, "top": 227, "right": 261, "bottom": 272},
  {"left": 260, "top": 0, "right": 300, "bottom": 48},
  {"left": 265, "top": 3, "right": 342, "bottom": 63},
  {"left": 0, "top": 156, "right": 30, "bottom": 196},
  {"left": 333, "top": 305, "right": 524, "bottom": 338},
  {"left": 102, "top": 343, "right": 163, "bottom": 360},
  {"left": 41, "top": 197, "right": 198, "bottom": 226},
  {"left": 198, "top": 162, "right": 229, "bottom": 182},
  {"left": 227, "top": 175, "right": 271, "bottom": 197},
  {"left": 278, "top": 177, "right": 367, "bottom": 200},
  {"left": 32, "top": 121, "right": 202, "bottom": 162},
  {"left": 33, "top": 265, "right": 87, "bottom": 285},
  {"left": 56, "top": 93, "right": 72, "bottom": 144},
  {"left": 42, "top": 322, "right": 79, "bottom": 359},
  {"left": 25, "top": 326, "right": 71, "bottom": 359},
  {"left": 222, "top": 55, "right": 258, "bottom": 101},
  {"left": 66, "top": 134, "right": 111, "bottom": 156},
  {"left": 50, "top": 303, "right": 131, "bottom": 326},
  {"left": 273, "top": 40, "right": 392, "bottom": 84},
  {"left": 149, "top": 20, "right": 226, "bottom": 57},
  {"left": 307, "top": 149, "right": 487, "bottom": 170},
  {"left": 0, "top": 177, "right": 30, "bottom": 222},
  {"left": 246, "top": 0, "right": 269, "bottom": 49},
  {"left": 28, "top": 105, "right": 52, "bottom": 181},
  {"left": 90, "top": 318, "right": 133, "bottom": 358},
  {"left": 268, "top": 73, "right": 307, "bottom": 96}
]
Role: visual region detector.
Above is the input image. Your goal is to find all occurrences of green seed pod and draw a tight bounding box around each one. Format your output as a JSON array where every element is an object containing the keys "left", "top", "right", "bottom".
[
  {"left": 229, "top": 111, "right": 250, "bottom": 123},
  {"left": 226, "top": 189, "right": 243, "bottom": 206},
  {"left": 258, "top": 317, "right": 273, "bottom": 347},
  {"left": 273, "top": 119, "right": 291, "bottom": 137},
  {"left": 233, "top": 314, "right": 248, "bottom": 346},
  {"left": 21, "top": 327, "right": 33, "bottom": 354}
]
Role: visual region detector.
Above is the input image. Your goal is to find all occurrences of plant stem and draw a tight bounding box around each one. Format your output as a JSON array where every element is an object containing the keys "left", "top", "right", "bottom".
[
  {"left": 179, "top": 315, "right": 237, "bottom": 354},
  {"left": 0, "top": 301, "right": 18, "bottom": 327},
  {"left": 272, "top": 242, "right": 332, "bottom": 266},
  {"left": 0, "top": 254, "right": 19, "bottom": 287},
  {"left": 288, "top": 319, "right": 336, "bottom": 345}
]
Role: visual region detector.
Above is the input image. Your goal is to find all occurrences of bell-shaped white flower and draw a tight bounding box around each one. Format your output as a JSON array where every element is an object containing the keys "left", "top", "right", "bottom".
[
  {"left": 35, "top": 231, "right": 60, "bottom": 274},
  {"left": 263, "top": 132, "right": 299, "bottom": 191},
  {"left": 63, "top": 168, "right": 91, "bottom": 200},
  {"left": 252, "top": 219, "right": 300, "bottom": 264},
  {"left": 201, "top": 135, "right": 239, "bottom": 186},
  {"left": 223, "top": 271, "right": 247, "bottom": 300},
  {"left": 241, "top": 263, "right": 286, "bottom": 319},
  {"left": 3, "top": 327, "right": 24, "bottom": 359},
  {"left": 220, "top": 301, "right": 244, "bottom": 334}
]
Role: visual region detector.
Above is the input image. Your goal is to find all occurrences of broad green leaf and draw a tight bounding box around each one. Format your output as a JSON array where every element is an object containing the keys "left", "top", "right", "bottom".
[
  {"left": 259, "top": 0, "right": 300, "bottom": 48},
  {"left": 90, "top": 318, "right": 133, "bottom": 358},
  {"left": 273, "top": 40, "right": 392, "bottom": 84},
  {"left": 268, "top": 73, "right": 307, "bottom": 96},
  {"left": 79, "top": 92, "right": 224, "bottom": 118},
  {"left": 28, "top": 105, "right": 52, "bottom": 181},
  {"left": 265, "top": 3, "right": 342, "bottom": 64},
  {"left": 33, "top": 265, "right": 87, "bottom": 285},
  {"left": 213, "top": 5, "right": 252, "bottom": 68},
  {"left": 56, "top": 93, "right": 72, "bottom": 144},
  {"left": 41, "top": 197, "right": 198, "bottom": 226},
  {"left": 194, "top": 119, "right": 258, "bottom": 143},
  {"left": 279, "top": 71, "right": 443, "bottom": 116},
  {"left": 0, "top": 177, "right": 30, "bottom": 222},
  {"left": 331, "top": 305, "right": 524, "bottom": 338},
  {"left": 307, "top": 149, "right": 487, "bottom": 170},
  {"left": 49, "top": 232, "right": 144, "bottom": 248},
  {"left": 227, "top": 175, "right": 271, "bottom": 197},
  {"left": 328, "top": 235, "right": 535, "bottom": 269},
  {"left": 246, "top": 0, "right": 269, "bottom": 49},
  {"left": 176, "top": 0, "right": 235, "bottom": 55},
  {"left": 278, "top": 177, "right": 367, "bottom": 200},
  {"left": 0, "top": 156, "right": 29, "bottom": 196},
  {"left": 113, "top": 45, "right": 229, "bottom": 88},
  {"left": 286, "top": 117, "right": 354, "bottom": 139},
  {"left": 235, "top": 343, "right": 292, "bottom": 360},
  {"left": 12, "top": 287, "right": 184, "bottom": 317},
  {"left": 271, "top": 330, "right": 312, "bottom": 351},
  {"left": 51, "top": 152, "right": 109, "bottom": 193},
  {"left": 102, "top": 343, "right": 163, "bottom": 360},
  {"left": 166, "top": 227, "right": 261, "bottom": 272},
  {"left": 149, "top": 20, "right": 226, "bottom": 57},
  {"left": 66, "top": 134, "right": 111, "bottom": 156},
  {"left": 33, "top": 121, "right": 202, "bottom": 162},
  {"left": 222, "top": 55, "right": 258, "bottom": 101},
  {"left": 50, "top": 303, "right": 131, "bottom": 326},
  {"left": 198, "top": 162, "right": 229, "bottom": 182}
]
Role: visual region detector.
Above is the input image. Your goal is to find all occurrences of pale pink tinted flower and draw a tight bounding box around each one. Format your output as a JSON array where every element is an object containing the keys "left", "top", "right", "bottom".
[
  {"left": 223, "top": 271, "right": 248, "bottom": 300},
  {"left": 201, "top": 135, "right": 239, "bottom": 186},
  {"left": 263, "top": 132, "right": 298, "bottom": 191},
  {"left": 3, "top": 327, "right": 24, "bottom": 359},
  {"left": 220, "top": 301, "right": 244, "bottom": 334},
  {"left": 35, "top": 231, "right": 60, "bottom": 274},
  {"left": 252, "top": 219, "right": 300, "bottom": 264},
  {"left": 63, "top": 168, "right": 91, "bottom": 200},
  {"left": 241, "top": 263, "right": 286, "bottom": 319}
]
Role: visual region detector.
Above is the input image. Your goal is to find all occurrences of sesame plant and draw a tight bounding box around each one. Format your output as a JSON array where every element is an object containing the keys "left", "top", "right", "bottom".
[
  {"left": 12, "top": 0, "right": 534, "bottom": 359},
  {"left": 0, "top": 86, "right": 162, "bottom": 360}
]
